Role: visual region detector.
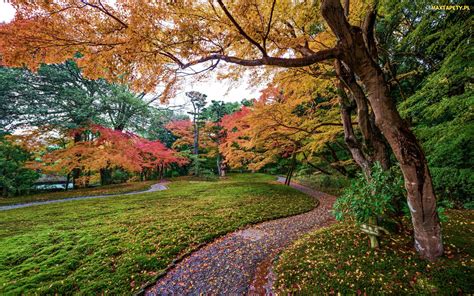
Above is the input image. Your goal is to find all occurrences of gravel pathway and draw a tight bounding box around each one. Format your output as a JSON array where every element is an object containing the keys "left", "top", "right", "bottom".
[
  {"left": 145, "top": 177, "right": 336, "bottom": 295},
  {"left": 0, "top": 182, "right": 168, "bottom": 211}
]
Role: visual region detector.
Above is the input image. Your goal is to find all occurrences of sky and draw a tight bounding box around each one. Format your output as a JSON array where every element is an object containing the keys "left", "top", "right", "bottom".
[{"left": 0, "top": 2, "right": 264, "bottom": 111}]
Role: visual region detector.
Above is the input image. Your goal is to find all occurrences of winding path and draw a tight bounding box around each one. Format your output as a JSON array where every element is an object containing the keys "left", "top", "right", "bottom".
[
  {"left": 0, "top": 182, "right": 168, "bottom": 211},
  {"left": 145, "top": 177, "right": 337, "bottom": 295}
]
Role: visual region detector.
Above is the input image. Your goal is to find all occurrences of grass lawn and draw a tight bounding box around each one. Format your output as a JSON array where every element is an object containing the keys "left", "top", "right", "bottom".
[
  {"left": 274, "top": 210, "right": 474, "bottom": 295},
  {"left": 0, "top": 181, "right": 157, "bottom": 206},
  {"left": 0, "top": 173, "right": 314, "bottom": 294}
]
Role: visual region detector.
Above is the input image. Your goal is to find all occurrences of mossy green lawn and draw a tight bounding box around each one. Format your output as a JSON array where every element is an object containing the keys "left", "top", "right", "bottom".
[
  {"left": 0, "top": 173, "right": 313, "bottom": 295},
  {"left": 0, "top": 181, "right": 157, "bottom": 206},
  {"left": 274, "top": 210, "right": 474, "bottom": 295}
]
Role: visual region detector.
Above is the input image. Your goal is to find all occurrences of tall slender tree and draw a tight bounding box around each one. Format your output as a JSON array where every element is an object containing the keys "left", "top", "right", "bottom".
[{"left": 186, "top": 91, "right": 207, "bottom": 155}]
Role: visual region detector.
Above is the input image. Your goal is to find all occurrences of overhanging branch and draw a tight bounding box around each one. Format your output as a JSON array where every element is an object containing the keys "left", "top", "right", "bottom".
[{"left": 180, "top": 47, "right": 340, "bottom": 69}]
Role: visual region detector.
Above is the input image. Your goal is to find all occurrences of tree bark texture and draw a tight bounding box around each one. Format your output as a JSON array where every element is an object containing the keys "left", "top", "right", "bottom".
[{"left": 321, "top": 0, "right": 443, "bottom": 260}]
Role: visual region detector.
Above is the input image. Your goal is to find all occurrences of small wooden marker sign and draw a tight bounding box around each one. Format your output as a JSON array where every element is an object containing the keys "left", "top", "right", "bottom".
[{"left": 360, "top": 223, "right": 380, "bottom": 236}]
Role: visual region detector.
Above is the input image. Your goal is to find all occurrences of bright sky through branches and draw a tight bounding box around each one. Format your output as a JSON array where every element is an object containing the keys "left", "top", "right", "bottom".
[{"left": 0, "top": 2, "right": 15, "bottom": 23}]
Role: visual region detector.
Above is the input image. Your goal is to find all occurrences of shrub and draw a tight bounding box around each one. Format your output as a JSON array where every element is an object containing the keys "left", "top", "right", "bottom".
[
  {"left": 333, "top": 163, "right": 405, "bottom": 224},
  {"left": 112, "top": 169, "right": 130, "bottom": 183}
]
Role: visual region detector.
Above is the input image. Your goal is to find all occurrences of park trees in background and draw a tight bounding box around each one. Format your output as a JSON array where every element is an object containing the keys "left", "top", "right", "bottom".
[
  {"left": 0, "top": 61, "right": 166, "bottom": 135},
  {"left": 0, "top": 59, "right": 188, "bottom": 188},
  {"left": 166, "top": 99, "right": 240, "bottom": 177},
  {"left": 202, "top": 100, "right": 240, "bottom": 176},
  {"left": 0, "top": 135, "right": 39, "bottom": 197},
  {"left": 0, "top": 61, "right": 106, "bottom": 131}
]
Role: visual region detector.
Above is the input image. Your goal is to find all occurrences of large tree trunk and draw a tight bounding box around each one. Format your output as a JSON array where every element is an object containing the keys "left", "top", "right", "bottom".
[
  {"left": 357, "top": 63, "right": 443, "bottom": 260},
  {"left": 321, "top": 0, "right": 443, "bottom": 260},
  {"left": 337, "top": 82, "right": 372, "bottom": 177},
  {"left": 335, "top": 60, "right": 391, "bottom": 170}
]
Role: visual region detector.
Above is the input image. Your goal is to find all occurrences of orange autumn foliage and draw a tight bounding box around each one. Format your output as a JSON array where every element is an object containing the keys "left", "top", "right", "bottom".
[
  {"left": 219, "top": 85, "right": 344, "bottom": 171},
  {"left": 166, "top": 119, "right": 217, "bottom": 155},
  {"left": 40, "top": 125, "right": 185, "bottom": 177}
]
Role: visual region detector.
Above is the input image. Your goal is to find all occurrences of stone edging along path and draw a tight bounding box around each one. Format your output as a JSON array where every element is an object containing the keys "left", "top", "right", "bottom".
[
  {"left": 0, "top": 182, "right": 169, "bottom": 211},
  {"left": 143, "top": 177, "right": 337, "bottom": 295}
]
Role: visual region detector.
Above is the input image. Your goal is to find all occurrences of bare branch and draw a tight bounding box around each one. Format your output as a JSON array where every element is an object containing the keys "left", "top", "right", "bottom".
[
  {"left": 263, "top": 0, "right": 277, "bottom": 51},
  {"left": 80, "top": 0, "right": 128, "bottom": 28},
  {"left": 180, "top": 47, "right": 340, "bottom": 69}
]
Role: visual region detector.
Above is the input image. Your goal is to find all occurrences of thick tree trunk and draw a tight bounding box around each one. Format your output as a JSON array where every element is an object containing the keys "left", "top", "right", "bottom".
[
  {"left": 357, "top": 64, "right": 443, "bottom": 259},
  {"left": 337, "top": 83, "right": 372, "bottom": 177},
  {"left": 321, "top": 0, "right": 443, "bottom": 260},
  {"left": 335, "top": 60, "right": 391, "bottom": 170}
]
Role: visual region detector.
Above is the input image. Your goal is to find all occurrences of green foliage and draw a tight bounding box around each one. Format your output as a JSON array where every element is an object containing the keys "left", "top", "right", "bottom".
[
  {"left": 430, "top": 167, "right": 473, "bottom": 206},
  {"left": 0, "top": 61, "right": 107, "bottom": 130},
  {"left": 464, "top": 201, "right": 474, "bottom": 210},
  {"left": 188, "top": 154, "right": 217, "bottom": 180},
  {"left": 333, "top": 163, "right": 404, "bottom": 224},
  {"left": 380, "top": 1, "right": 474, "bottom": 205},
  {"left": 201, "top": 100, "right": 240, "bottom": 123},
  {"left": 145, "top": 109, "right": 185, "bottom": 147},
  {"left": 111, "top": 169, "right": 131, "bottom": 184},
  {"left": 274, "top": 210, "right": 474, "bottom": 295},
  {"left": 0, "top": 137, "right": 39, "bottom": 197},
  {"left": 399, "top": 40, "right": 474, "bottom": 204},
  {"left": 0, "top": 61, "right": 182, "bottom": 141},
  {"left": 0, "top": 174, "right": 313, "bottom": 294}
]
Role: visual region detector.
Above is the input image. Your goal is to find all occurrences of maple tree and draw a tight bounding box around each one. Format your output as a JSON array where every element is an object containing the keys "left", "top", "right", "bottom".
[
  {"left": 219, "top": 106, "right": 253, "bottom": 171},
  {"left": 201, "top": 100, "right": 240, "bottom": 176},
  {"left": 39, "top": 125, "right": 184, "bottom": 187},
  {"left": 166, "top": 118, "right": 219, "bottom": 176},
  {"left": 0, "top": 0, "right": 443, "bottom": 258},
  {"left": 165, "top": 119, "right": 194, "bottom": 150},
  {"left": 218, "top": 84, "right": 348, "bottom": 184}
]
